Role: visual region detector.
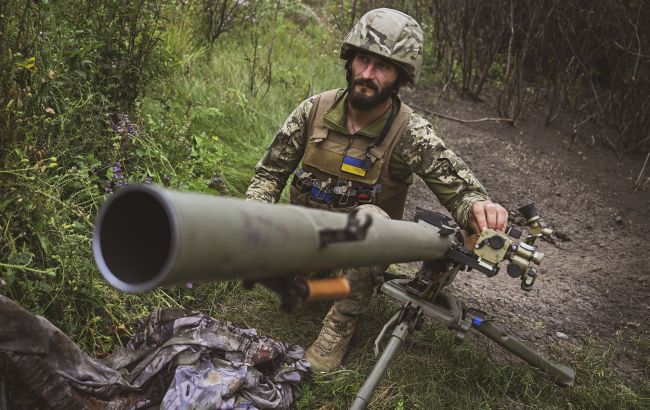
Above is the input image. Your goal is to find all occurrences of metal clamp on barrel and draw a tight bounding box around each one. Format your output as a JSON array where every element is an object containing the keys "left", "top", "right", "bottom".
[{"left": 319, "top": 209, "right": 373, "bottom": 248}]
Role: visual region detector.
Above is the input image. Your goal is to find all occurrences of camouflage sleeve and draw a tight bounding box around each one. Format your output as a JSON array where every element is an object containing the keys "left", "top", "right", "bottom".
[
  {"left": 393, "top": 113, "right": 489, "bottom": 228},
  {"left": 245, "top": 97, "right": 317, "bottom": 203}
]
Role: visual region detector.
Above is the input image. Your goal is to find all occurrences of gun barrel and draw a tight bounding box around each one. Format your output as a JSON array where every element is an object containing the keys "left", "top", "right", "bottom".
[{"left": 93, "top": 185, "right": 454, "bottom": 293}]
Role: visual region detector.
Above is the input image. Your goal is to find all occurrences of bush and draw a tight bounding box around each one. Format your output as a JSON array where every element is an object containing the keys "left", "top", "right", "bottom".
[
  {"left": 0, "top": 0, "right": 169, "bottom": 350},
  {"left": 0, "top": 0, "right": 341, "bottom": 353},
  {"left": 0, "top": 0, "right": 167, "bottom": 157}
]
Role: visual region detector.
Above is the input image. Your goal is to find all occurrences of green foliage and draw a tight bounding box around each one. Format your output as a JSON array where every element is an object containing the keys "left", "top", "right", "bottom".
[
  {"left": 0, "top": 0, "right": 341, "bottom": 353},
  {"left": 0, "top": 0, "right": 168, "bottom": 157},
  {"left": 199, "top": 0, "right": 243, "bottom": 44},
  {"left": 0, "top": 0, "right": 169, "bottom": 352},
  {"left": 139, "top": 9, "right": 341, "bottom": 196}
]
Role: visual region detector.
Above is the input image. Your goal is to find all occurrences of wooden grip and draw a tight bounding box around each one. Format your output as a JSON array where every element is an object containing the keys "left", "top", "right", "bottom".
[{"left": 305, "top": 278, "right": 351, "bottom": 301}]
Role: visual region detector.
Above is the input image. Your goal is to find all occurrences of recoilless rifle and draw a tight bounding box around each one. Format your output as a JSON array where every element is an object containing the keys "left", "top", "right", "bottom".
[{"left": 93, "top": 184, "right": 576, "bottom": 409}]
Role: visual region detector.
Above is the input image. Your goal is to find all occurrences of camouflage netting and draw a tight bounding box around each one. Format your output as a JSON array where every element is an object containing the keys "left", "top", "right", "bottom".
[{"left": 0, "top": 295, "right": 309, "bottom": 409}]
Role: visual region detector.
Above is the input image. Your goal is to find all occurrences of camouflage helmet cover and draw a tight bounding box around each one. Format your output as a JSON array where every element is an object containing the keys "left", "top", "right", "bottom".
[{"left": 340, "top": 8, "right": 424, "bottom": 85}]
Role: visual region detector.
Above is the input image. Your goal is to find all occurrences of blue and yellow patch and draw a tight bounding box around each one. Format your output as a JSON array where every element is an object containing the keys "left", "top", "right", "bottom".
[{"left": 341, "top": 155, "right": 368, "bottom": 176}]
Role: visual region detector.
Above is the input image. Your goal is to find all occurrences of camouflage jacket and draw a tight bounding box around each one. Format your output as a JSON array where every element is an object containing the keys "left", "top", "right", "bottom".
[{"left": 246, "top": 91, "right": 489, "bottom": 228}]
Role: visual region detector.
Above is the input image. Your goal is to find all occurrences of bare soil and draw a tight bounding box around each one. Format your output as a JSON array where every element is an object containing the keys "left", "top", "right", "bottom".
[{"left": 401, "top": 87, "right": 650, "bottom": 375}]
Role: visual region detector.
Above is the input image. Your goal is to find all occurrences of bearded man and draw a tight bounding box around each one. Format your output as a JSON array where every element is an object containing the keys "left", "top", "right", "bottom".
[{"left": 245, "top": 8, "right": 508, "bottom": 373}]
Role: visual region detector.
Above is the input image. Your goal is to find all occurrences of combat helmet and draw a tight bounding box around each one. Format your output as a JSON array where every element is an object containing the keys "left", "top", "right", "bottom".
[{"left": 340, "top": 8, "right": 424, "bottom": 85}]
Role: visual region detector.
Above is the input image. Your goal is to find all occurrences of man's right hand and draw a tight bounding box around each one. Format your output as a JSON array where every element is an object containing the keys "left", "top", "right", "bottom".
[{"left": 469, "top": 200, "right": 508, "bottom": 234}]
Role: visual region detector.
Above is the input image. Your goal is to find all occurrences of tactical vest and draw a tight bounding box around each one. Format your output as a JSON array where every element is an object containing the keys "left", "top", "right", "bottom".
[{"left": 289, "top": 89, "right": 413, "bottom": 219}]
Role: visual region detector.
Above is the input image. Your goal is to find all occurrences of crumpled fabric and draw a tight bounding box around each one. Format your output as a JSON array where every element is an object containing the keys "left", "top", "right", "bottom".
[{"left": 0, "top": 295, "right": 309, "bottom": 409}]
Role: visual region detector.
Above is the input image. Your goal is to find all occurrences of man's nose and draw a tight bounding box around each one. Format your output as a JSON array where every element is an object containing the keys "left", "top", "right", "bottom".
[{"left": 359, "top": 63, "right": 377, "bottom": 80}]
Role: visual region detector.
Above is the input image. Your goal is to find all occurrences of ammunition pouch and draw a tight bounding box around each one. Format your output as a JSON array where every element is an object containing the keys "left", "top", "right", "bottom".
[{"left": 290, "top": 168, "right": 381, "bottom": 213}]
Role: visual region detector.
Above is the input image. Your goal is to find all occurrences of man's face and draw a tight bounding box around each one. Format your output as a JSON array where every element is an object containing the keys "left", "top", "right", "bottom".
[{"left": 347, "top": 52, "right": 400, "bottom": 110}]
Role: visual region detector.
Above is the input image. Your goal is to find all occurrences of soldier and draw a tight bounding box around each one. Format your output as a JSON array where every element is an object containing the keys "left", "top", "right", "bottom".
[{"left": 245, "top": 8, "right": 508, "bottom": 373}]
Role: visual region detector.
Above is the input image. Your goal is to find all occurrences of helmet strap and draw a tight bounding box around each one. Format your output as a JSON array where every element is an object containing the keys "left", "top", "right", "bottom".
[
  {"left": 393, "top": 69, "right": 409, "bottom": 95},
  {"left": 392, "top": 78, "right": 401, "bottom": 97}
]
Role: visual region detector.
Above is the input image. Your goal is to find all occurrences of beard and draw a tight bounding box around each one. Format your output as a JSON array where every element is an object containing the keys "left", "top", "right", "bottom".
[{"left": 347, "top": 78, "right": 396, "bottom": 110}]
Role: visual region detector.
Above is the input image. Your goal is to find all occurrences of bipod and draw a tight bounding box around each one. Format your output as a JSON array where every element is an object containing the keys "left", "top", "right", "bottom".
[
  {"left": 349, "top": 278, "right": 575, "bottom": 410},
  {"left": 350, "top": 303, "right": 422, "bottom": 410}
]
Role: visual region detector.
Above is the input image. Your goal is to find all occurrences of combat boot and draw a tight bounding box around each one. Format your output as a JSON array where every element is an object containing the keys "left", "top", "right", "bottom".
[{"left": 304, "top": 307, "right": 358, "bottom": 373}]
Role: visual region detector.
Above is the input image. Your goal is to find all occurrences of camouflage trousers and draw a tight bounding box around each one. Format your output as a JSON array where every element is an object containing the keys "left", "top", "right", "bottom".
[
  {"left": 331, "top": 205, "right": 390, "bottom": 316},
  {"left": 333, "top": 263, "right": 387, "bottom": 316}
]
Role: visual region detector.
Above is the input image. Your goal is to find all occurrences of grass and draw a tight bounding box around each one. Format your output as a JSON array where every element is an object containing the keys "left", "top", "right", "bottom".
[
  {"left": 139, "top": 11, "right": 342, "bottom": 197},
  {"left": 294, "top": 294, "right": 649, "bottom": 409},
  {"left": 177, "top": 279, "right": 649, "bottom": 409}
]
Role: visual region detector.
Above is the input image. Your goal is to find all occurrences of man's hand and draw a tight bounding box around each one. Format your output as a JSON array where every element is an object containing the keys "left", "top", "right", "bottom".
[{"left": 469, "top": 200, "right": 508, "bottom": 233}]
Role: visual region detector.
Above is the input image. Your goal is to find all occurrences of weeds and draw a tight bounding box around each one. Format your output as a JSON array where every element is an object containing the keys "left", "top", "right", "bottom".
[{"left": 296, "top": 294, "right": 649, "bottom": 409}]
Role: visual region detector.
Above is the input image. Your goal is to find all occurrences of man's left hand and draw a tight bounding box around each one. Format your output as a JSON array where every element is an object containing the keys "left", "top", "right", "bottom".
[{"left": 469, "top": 200, "right": 508, "bottom": 234}]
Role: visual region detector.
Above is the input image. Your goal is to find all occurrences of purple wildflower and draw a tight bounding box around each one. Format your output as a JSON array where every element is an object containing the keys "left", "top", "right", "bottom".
[
  {"left": 110, "top": 113, "right": 138, "bottom": 137},
  {"left": 143, "top": 176, "right": 153, "bottom": 184},
  {"left": 105, "top": 161, "right": 128, "bottom": 195},
  {"left": 112, "top": 161, "right": 127, "bottom": 189}
]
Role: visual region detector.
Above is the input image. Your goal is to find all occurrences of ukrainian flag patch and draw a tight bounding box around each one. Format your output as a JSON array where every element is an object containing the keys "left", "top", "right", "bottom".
[{"left": 341, "top": 155, "right": 368, "bottom": 176}]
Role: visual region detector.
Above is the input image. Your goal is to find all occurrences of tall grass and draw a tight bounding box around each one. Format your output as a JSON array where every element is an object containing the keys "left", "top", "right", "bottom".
[
  {"left": 0, "top": 1, "right": 342, "bottom": 354},
  {"left": 140, "top": 11, "right": 342, "bottom": 197}
]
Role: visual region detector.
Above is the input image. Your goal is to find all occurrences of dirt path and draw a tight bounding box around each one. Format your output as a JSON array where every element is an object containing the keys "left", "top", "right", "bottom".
[{"left": 401, "top": 88, "right": 649, "bottom": 375}]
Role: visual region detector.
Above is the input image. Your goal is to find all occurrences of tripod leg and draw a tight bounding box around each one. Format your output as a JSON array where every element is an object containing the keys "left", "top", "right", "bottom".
[
  {"left": 349, "top": 319, "right": 411, "bottom": 410},
  {"left": 470, "top": 315, "right": 576, "bottom": 386}
]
